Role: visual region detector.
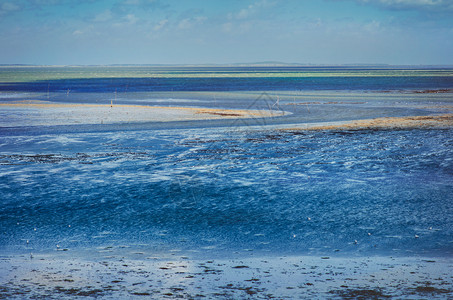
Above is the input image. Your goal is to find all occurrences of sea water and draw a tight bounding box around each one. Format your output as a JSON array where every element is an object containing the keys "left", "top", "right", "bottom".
[{"left": 0, "top": 66, "right": 452, "bottom": 260}]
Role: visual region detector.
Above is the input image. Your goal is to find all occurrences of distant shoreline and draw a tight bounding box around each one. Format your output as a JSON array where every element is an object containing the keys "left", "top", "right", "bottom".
[{"left": 2, "top": 63, "right": 453, "bottom": 68}]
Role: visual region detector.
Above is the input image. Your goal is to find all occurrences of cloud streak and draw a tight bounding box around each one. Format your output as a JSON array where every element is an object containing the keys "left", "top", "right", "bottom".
[
  {"left": 231, "top": 0, "right": 276, "bottom": 19},
  {"left": 0, "top": 2, "right": 21, "bottom": 17},
  {"left": 354, "top": 0, "right": 453, "bottom": 11}
]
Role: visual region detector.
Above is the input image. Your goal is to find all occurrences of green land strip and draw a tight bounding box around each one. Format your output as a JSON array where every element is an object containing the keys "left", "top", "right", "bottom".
[{"left": 1, "top": 66, "right": 453, "bottom": 83}]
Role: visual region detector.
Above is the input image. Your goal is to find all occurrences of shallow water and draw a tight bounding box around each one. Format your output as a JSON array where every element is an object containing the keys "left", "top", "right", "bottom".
[
  {"left": 0, "top": 66, "right": 452, "bottom": 262},
  {"left": 1, "top": 126, "right": 452, "bottom": 259}
]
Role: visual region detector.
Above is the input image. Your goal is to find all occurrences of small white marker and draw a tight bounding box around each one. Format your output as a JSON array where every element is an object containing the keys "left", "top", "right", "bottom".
[
  {"left": 354, "top": 240, "right": 358, "bottom": 244},
  {"left": 415, "top": 235, "right": 419, "bottom": 238},
  {"left": 368, "top": 233, "right": 372, "bottom": 236},
  {"left": 307, "top": 217, "right": 311, "bottom": 221}
]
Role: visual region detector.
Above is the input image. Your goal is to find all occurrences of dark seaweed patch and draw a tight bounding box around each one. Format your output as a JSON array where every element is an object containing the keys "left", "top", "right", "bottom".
[
  {"left": 131, "top": 291, "right": 152, "bottom": 296},
  {"left": 329, "top": 288, "right": 391, "bottom": 299},
  {"left": 232, "top": 265, "right": 249, "bottom": 269},
  {"left": 414, "top": 286, "right": 451, "bottom": 294},
  {"left": 54, "top": 286, "right": 104, "bottom": 296},
  {"left": 219, "top": 284, "right": 266, "bottom": 297}
]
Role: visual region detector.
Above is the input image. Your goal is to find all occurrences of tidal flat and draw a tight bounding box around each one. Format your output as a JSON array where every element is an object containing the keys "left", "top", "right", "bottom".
[
  {"left": 1, "top": 66, "right": 452, "bottom": 298},
  {"left": 1, "top": 253, "right": 452, "bottom": 299}
]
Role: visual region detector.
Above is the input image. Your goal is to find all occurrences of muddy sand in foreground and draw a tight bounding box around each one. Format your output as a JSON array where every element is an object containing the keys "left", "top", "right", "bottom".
[{"left": 1, "top": 254, "right": 451, "bottom": 299}]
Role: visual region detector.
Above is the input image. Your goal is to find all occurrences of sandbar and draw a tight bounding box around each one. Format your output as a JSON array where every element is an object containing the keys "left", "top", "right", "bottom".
[
  {"left": 0, "top": 100, "right": 286, "bottom": 127},
  {"left": 283, "top": 114, "right": 453, "bottom": 131}
]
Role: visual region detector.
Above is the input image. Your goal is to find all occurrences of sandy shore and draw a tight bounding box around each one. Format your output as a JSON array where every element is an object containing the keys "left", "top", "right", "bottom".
[
  {"left": 283, "top": 114, "right": 453, "bottom": 131},
  {"left": 0, "top": 253, "right": 451, "bottom": 299},
  {"left": 0, "top": 100, "right": 286, "bottom": 127}
]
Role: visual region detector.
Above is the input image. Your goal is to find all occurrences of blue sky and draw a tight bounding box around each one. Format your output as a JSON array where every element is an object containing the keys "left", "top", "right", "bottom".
[{"left": 1, "top": 0, "right": 453, "bottom": 65}]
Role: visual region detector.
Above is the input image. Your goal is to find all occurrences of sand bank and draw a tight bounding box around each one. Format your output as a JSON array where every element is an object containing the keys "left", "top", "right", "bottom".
[
  {"left": 283, "top": 114, "right": 453, "bottom": 131},
  {"left": 1, "top": 253, "right": 451, "bottom": 299},
  {"left": 0, "top": 100, "right": 286, "bottom": 127}
]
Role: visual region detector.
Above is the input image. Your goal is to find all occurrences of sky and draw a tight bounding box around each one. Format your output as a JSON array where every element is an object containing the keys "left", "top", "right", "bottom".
[{"left": 1, "top": 0, "right": 453, "bottom": 65}]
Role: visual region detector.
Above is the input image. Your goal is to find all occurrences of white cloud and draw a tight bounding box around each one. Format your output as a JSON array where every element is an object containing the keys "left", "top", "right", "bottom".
[
  {"left": 2, "top": 2, "right": 20, "bottom": 11},
  {"left": 372, "top": 0, "right": 442, "bottom": 4},
  {"left": 111, "top": 14, "right": 140, "bottom": 28},
  {"left": 0, "top": 2, "right": 20, "bottom": 16},
  {"left": 355, "top": 0, "right": 453, "bottom": 11},
  {"left": 178, "top": 18, "right": 191, "bottom": 29},
  {"left": 121, "top": 0, "right": 157, "bottom": 4},
  {"left": 364, "top": 20, "right": 381, "bottom": 32},
  {"left": 153, "top": 19, "right": 168, "bottom": 31},
  {"left": 116, "top": 0, "right": 166, "bottom": 11},
  {"left": 124, "top": 14, "right": 138, "bottom": 25},
  {"left": 237, "top": 7, "right": 252, "bottom": 19},
  {"left": 230, "top": 0, "right": 276, "bottom": 20},
  {"left": 29, "top": 0, "right": 62, "bottom": 5},
  {"left": 122, "top": 0, "right": 141, "bottom": 4},
  {"left": 177, "top": 16, "right": 207, "bottom": 30},
  {"left": 94, "top": 9, "right": 113, "bottom": 22},
  {"left": 222, "top": 22, "right": 233, "bottom": 33}
]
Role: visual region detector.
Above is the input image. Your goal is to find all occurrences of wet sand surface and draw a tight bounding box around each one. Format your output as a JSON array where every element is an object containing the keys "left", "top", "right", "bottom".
[
  {"left": 1, "top": 254, "right": 452, "bottom": 299},
  {"left": 283, "top": 114, "right": 453, "bottom": 131},
  {"left": 0, "top": 100, "right": 286, "bottom": 127}
]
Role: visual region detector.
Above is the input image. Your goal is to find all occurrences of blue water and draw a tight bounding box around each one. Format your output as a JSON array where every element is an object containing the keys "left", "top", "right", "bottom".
[
  {"left": 1, "top": 67, "right": 452, "bottom": 259},
  {"left": 2, "top": 75, "right": 453, "bottom": 95},
  {"left": 0, "top": 127, "right": 452, "bottom": 258}
]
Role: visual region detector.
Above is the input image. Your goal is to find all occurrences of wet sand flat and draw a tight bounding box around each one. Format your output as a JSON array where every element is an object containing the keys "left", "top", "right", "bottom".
[
  {"left": 0, "top": 100, "right": 285, "bottom": 127},
  {"left": 1, "top": 254, "right": 452, "bottom": 299},
  {"left": 283, "top": 114, "right": 453, "bottom": 131}
]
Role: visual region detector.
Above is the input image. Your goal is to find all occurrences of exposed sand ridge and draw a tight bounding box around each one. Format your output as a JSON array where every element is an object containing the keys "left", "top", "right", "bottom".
[
  {"left": 283, "top": 114, "right": 453, "bottom": 131},
  {"left": 0, "top": 100, "right": 287, "bottom": 127}
]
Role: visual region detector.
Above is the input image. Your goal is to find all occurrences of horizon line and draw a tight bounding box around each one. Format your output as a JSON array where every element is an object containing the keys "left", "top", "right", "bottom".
[{"left": 2, "top": 62, "right": 453, "bottom": 68}]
